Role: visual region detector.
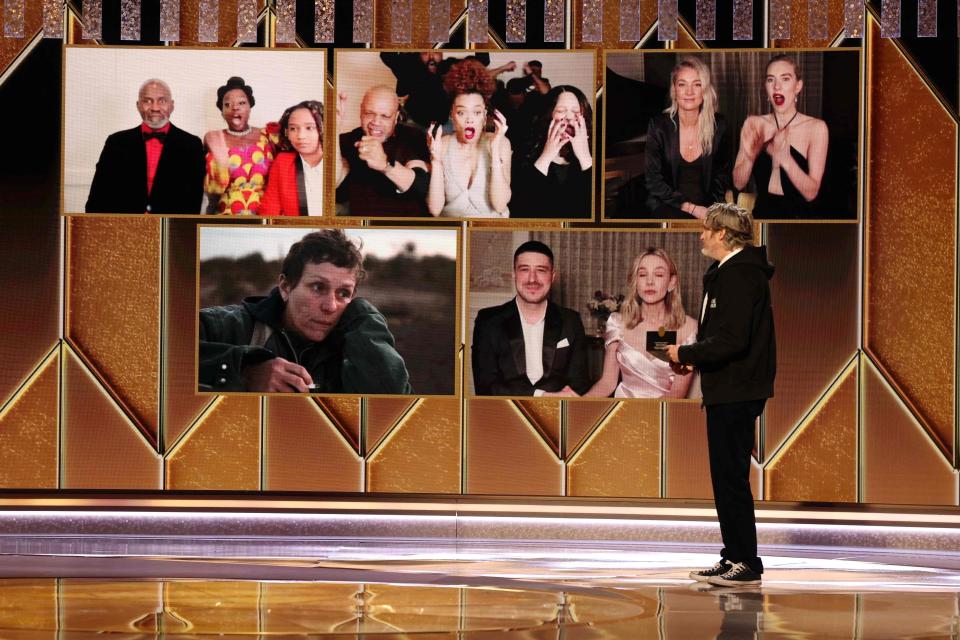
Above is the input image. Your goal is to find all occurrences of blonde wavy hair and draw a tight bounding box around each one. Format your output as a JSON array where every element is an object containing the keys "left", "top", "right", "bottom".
[
  {"left": 620, "top": 248, "right": 687, "bottom": 331},
  {"left": 664, "top": 56, "right": 718, "bottom": 156}
]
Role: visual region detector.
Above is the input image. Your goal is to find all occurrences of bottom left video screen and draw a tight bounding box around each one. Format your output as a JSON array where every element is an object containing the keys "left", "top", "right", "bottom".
[{"left": 197, "top": 225, "right": 460, "bottom": 396}]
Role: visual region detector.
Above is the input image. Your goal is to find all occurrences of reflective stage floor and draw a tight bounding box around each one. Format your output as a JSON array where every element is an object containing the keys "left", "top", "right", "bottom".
[{"left": 2, "top": 548, "right": 960, "bottom": 638}]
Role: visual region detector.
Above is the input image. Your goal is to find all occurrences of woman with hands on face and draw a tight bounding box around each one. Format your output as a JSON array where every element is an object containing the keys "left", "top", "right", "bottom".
[
  {"left": 733, "top": 54, "right": 829, "bottom": 218},
  {"left": 511, "top": 85, "right": 594, "bottom": 218},
  {"left": 426, "top": 59, "right": 512, "bottom": 218}
]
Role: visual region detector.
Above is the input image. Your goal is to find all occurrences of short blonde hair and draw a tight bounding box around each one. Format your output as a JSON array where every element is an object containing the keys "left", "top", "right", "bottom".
[{"left": 704, "top": 203, "right": 754, "bottom": 250}]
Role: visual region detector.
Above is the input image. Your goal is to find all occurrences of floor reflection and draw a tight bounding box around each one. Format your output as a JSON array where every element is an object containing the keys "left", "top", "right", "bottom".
[{"left": 0, "top": 551, "right": 958, "bottom": 638}]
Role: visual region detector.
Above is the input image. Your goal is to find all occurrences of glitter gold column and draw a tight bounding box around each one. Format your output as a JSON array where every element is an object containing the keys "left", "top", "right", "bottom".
[
  {"left": 367, "top": 398, "right": 460, "bottom": 493},
  {"left": 567, "top": 402, "right": 661, "bottom": 497},
  {"left": 865, "top": 16, "right": 957, "bottom": 457},
  {"left": 0, "top": 0, "right": 42, "bottom": 73},
  {"left": 764, "top": 359, "right": 857, "bottom": 502},
  {"left": 775, "top": 0, "right": 851, "bottom": 77}
]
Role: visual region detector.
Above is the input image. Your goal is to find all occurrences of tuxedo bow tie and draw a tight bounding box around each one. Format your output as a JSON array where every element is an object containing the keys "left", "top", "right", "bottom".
[{"left": 142, "top": 130, "right": 167, "bottom": 142}]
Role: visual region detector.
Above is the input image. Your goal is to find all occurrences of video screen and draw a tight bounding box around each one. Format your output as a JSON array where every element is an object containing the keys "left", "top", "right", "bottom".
[
  {"left": 334, "top": 50, "right": 597, "bottom": 220},
  {"left": 604, "top": 49, "right": 860, "bottom": 221},
  {"left": 63, "top": 47, "right": 326, "bottom": 216},
  {"left": 467, "top": 229, "right": 713, "bottom": 400},
  {"left": 198, "top": 226, "right": 459, "bottom": 396}
]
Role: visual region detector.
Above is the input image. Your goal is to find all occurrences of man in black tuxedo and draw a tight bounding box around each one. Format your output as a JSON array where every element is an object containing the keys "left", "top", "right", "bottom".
[
  {"left": 471, "top": 240, "right": 590, "bottom": 396},
  {"left": 85, "top": 79, "right": 205, "bottom": 214}
]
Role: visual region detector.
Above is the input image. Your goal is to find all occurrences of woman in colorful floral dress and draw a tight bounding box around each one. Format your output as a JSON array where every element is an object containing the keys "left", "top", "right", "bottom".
[{"left": 203, "top": 76, "right": 279, "bottom": 215}]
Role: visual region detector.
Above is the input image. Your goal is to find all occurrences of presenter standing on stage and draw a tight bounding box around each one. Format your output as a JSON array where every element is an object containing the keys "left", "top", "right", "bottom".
[{"left": 665, "top": 202, "right": 776, "bottom": 587}]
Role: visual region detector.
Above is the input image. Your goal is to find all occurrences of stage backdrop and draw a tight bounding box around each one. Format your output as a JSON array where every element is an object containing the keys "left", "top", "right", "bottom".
[{"left": 0, "top": 3, "right": 956, "bottom": 508}]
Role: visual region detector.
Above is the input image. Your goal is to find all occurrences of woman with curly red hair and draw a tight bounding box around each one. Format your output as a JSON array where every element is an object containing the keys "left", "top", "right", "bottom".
[{"left": 426, "top": 59, "right": 511, "bottom": 218}]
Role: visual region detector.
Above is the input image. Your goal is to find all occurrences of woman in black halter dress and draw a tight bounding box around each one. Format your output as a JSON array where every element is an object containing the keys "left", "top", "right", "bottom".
[{"left": 733, "top": 55, "right": 829, "bottom": 219}]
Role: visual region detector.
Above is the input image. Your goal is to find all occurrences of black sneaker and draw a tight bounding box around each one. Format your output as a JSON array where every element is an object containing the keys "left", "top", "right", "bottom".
[
  {"left": 688, "top": 560, "right": 732, "bottom": 582},
  {"left": 706, "top": 561, "right": 762, "bottom": 586}
]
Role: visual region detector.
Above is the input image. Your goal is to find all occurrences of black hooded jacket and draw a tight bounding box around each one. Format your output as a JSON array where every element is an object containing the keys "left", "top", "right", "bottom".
[{"left": 678, "top": 245, "right": 776, "bottom": 405}]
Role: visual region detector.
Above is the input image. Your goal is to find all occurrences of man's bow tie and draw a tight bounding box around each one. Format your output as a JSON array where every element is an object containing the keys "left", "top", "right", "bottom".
[{"left": 143, "top": 130, "right": 167, "bottom": 142}]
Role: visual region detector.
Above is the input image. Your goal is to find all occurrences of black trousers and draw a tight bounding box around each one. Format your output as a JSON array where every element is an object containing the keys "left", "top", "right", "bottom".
[{"left": 706, "top": 399, "right": 766, "bottom": 573}]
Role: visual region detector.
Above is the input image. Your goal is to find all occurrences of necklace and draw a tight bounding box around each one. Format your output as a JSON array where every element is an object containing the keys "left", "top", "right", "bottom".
[
  {"left": 773, "top": 110, "right": 799, "bottom": 130},
  {"left": 226, "top": 126, "right": 252, "bottom": 137}
]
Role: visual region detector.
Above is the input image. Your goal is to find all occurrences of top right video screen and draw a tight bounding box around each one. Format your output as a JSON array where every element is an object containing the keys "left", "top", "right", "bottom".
[{"left": 603, "top": 49, "right": 861, "bottom": 222}]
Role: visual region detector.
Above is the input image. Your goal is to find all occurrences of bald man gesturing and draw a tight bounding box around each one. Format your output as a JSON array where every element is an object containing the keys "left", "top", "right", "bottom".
[{"left": 335, "top": 85, "right": 431, "bottom": 217}]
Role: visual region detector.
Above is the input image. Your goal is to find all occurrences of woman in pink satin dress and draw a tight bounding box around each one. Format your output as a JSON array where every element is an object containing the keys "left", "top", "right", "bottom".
[{"left": 585, "top": 248, "right": 697, "bottom": 399}]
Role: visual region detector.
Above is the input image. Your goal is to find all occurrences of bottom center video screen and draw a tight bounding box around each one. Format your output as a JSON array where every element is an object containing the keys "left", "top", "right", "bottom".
[
  {"left": 468, "top": 229, "right": 712, "bottom": 400},
  {"left": 198, "top": 225, "right": 459, "bottom": 396}
]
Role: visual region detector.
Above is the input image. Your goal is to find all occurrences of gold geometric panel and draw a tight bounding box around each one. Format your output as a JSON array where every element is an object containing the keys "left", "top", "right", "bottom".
[
  {"left": 0, "top": 579, "right": 56, "bottom": 632},
  {"left": 566, "top": 400, "right": 616, "bottom": 455},
  {"left": 764, "top": 224, "right": 859, "bottom": 460},
  {"left": 260, "top": 583, "right": 358, "bottom": 634},
  {"left": 675, "top": 21, "right": 700, "bottom": 49},
  {"left": 60, "top": 580, "right": 162, "bottom": 633},
  {"left": 466, "top": 399, "right": 562, "bottom": 495},
  {"left": 366, "top": 397, "right": 416, "bottom": 453},
  {"left": 664, "top": 402, "right": 762, "bottom": 500},
  {"left": 0, "top": 1, "right": 40, "bottom": 75},
  {"left": 163, "top": 219, "right": 214, "bottom": 452},
  {"left": 858, "top": 593, "right": 959, "bottom": 638},
  {"left": 516, "top": 399, "right": 562, "bottom": 456},
  {"left": 0, "top": 347, "right": 58, "bottom": 489},
  {"left": 164, "top": 582, "right": 259, "bottom": 634},
  {"left": 165, "top": 396, "right": 260, "bottom": 491},
  {"left": 764, "top": 358, "right": 857, "bottom": 503},
  {"left": 375, "top": 0, "right": 467, "bottom": 47},
  {"left": 67, "top": 217, "right": 161, "bottom": 448},
  {"left": 773, "top": 0, "right": 848, "bottom": 47},
  {"left": 366, "top": 584, "right": 460, "bottom": 632},
  {"left": 567, "top": 402, "right": 661, "bottom": 497},
  {"left": 865, "top": 17, "right": 957, "bottom": 458},
  {"left": 264, "top": 396, "right": 362, "bottom": 492},
  {"left": 367, "top": 398, "right": 460, "bottom": 494},
  {"left": 0, "top": 208, "right": 60, "bottom": 410},
  {"left": 861, "top": 356, "right": 956, "bottom": 506},
  {"left": 761, "top": 594, "right": 856, "bottom": 637},
  {"left": 316, "top": 397, "right": 361, "bottom": 452},
  {"left": 62, "top": 346, "right": 162, "bottom": 489},
  {"left": 664, "top": 403, "right": 712, "bottom": 499}
]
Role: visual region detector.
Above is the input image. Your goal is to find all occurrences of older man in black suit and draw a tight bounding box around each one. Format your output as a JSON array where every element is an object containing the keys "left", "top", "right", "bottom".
[
  {"left": 471, "top": 240, "right": 590, "bottom": 397},
  {"left": 85, "top": 79, "right": 205, "bottom": 214}
]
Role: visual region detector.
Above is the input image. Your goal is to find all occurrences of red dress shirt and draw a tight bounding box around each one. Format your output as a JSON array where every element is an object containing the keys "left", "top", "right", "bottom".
[{"left": 141, "top": 122, "right": 171, "bottom": 195}]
